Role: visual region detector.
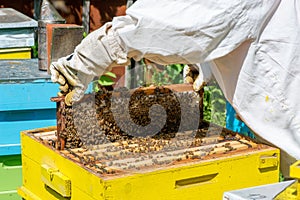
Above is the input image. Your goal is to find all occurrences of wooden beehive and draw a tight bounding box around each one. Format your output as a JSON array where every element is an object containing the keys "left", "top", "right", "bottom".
[
  {"left": 18, "top": 125, "right": 280, "bottom": 200},
  {"left": 0, "top": 8, "right": 37, "bottom": 49},
  {"left": 18, "top": 83, "right": 281, "bottom": 200}
]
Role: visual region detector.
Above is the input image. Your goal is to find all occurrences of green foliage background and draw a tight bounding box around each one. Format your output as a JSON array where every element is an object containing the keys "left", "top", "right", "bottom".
[
  {"left": 203, "top": 81, "right": 226, "bottom": 127},
  {"left": 151, "top": 64, "right": 184, "bottom": 85}
]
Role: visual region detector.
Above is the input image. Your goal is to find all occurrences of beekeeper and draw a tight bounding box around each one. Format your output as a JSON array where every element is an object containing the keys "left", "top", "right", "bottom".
[{"left": 50, "top": 0, "right": 300, "bottom": 175}]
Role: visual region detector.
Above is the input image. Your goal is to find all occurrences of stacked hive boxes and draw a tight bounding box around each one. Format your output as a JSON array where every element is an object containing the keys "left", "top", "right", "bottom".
[
  {"left": 0, "top": 59, "right": 57, "bottom": 199},
  {"left": 0, "top": 8, "right": 37, "bottom": 59}
]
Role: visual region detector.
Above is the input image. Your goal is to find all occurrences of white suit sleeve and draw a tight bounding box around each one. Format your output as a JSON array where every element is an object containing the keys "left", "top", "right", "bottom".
[
  {"left": 111, "top": 0, "right": 277, "bottom": 64},
  {"left": 68, "top": 0, "right": 278, "bottom": 94}
]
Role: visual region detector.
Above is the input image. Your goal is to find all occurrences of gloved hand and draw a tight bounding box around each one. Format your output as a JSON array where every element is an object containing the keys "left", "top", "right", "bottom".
[
  {"left": 50, "top": 54, "right": 88, "bottom": 106},
  {"left": 49, "top": 23, "right": 129, "bottom": 106},
  {"left": 183, "top": 64, "right": 206, "bottom": 92}
]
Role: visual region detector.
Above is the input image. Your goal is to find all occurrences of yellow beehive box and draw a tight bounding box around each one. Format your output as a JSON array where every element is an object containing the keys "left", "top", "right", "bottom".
[
  {"left": 18, "top": 127, "right": 280, "bottom": 200},
  {"left": 0, "top": 48, "right": 31, "bottom": 59}
]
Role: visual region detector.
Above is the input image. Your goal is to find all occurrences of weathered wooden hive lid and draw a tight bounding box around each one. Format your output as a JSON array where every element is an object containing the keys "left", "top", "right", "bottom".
[
  {"left": 0, "top": 59, "right": 50, "bottom": 83},
  {"left": 0, "top": 8, "right": 37, "bottom": 29}
]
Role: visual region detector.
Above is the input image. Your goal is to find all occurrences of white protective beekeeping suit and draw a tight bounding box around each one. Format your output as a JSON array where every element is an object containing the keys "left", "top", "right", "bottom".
[{"left": 50, "top": 0, "right": 300, "bottom": 174}]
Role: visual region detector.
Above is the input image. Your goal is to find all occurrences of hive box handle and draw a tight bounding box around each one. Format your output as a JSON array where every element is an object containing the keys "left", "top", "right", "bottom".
[
  {"left": 41, "top": 164, "right": 71, "bottom": 197},
  {"left": 175, "top": 173, "right": 218, "bottom": 188}
]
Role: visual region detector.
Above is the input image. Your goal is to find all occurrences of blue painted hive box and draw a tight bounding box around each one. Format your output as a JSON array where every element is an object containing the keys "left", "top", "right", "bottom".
[{"left": 0, "top": 59, "right": 57, "bottom": 156}]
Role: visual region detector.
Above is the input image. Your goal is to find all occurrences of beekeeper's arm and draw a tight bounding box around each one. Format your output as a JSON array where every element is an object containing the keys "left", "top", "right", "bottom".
[{"left": 50, "top": 0, "right": 278, "bottom": 105}]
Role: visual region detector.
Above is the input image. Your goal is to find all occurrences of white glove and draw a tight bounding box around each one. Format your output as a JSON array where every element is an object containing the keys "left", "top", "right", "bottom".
[
  {"left": 50, "top": 23, "right": 129, "bottom": 105},
  {"left": 50, "top": 54, "right": 88, "bottom": 106},
  {"left": 183, "top": 64, "right": 206, "bottom": 92}
]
